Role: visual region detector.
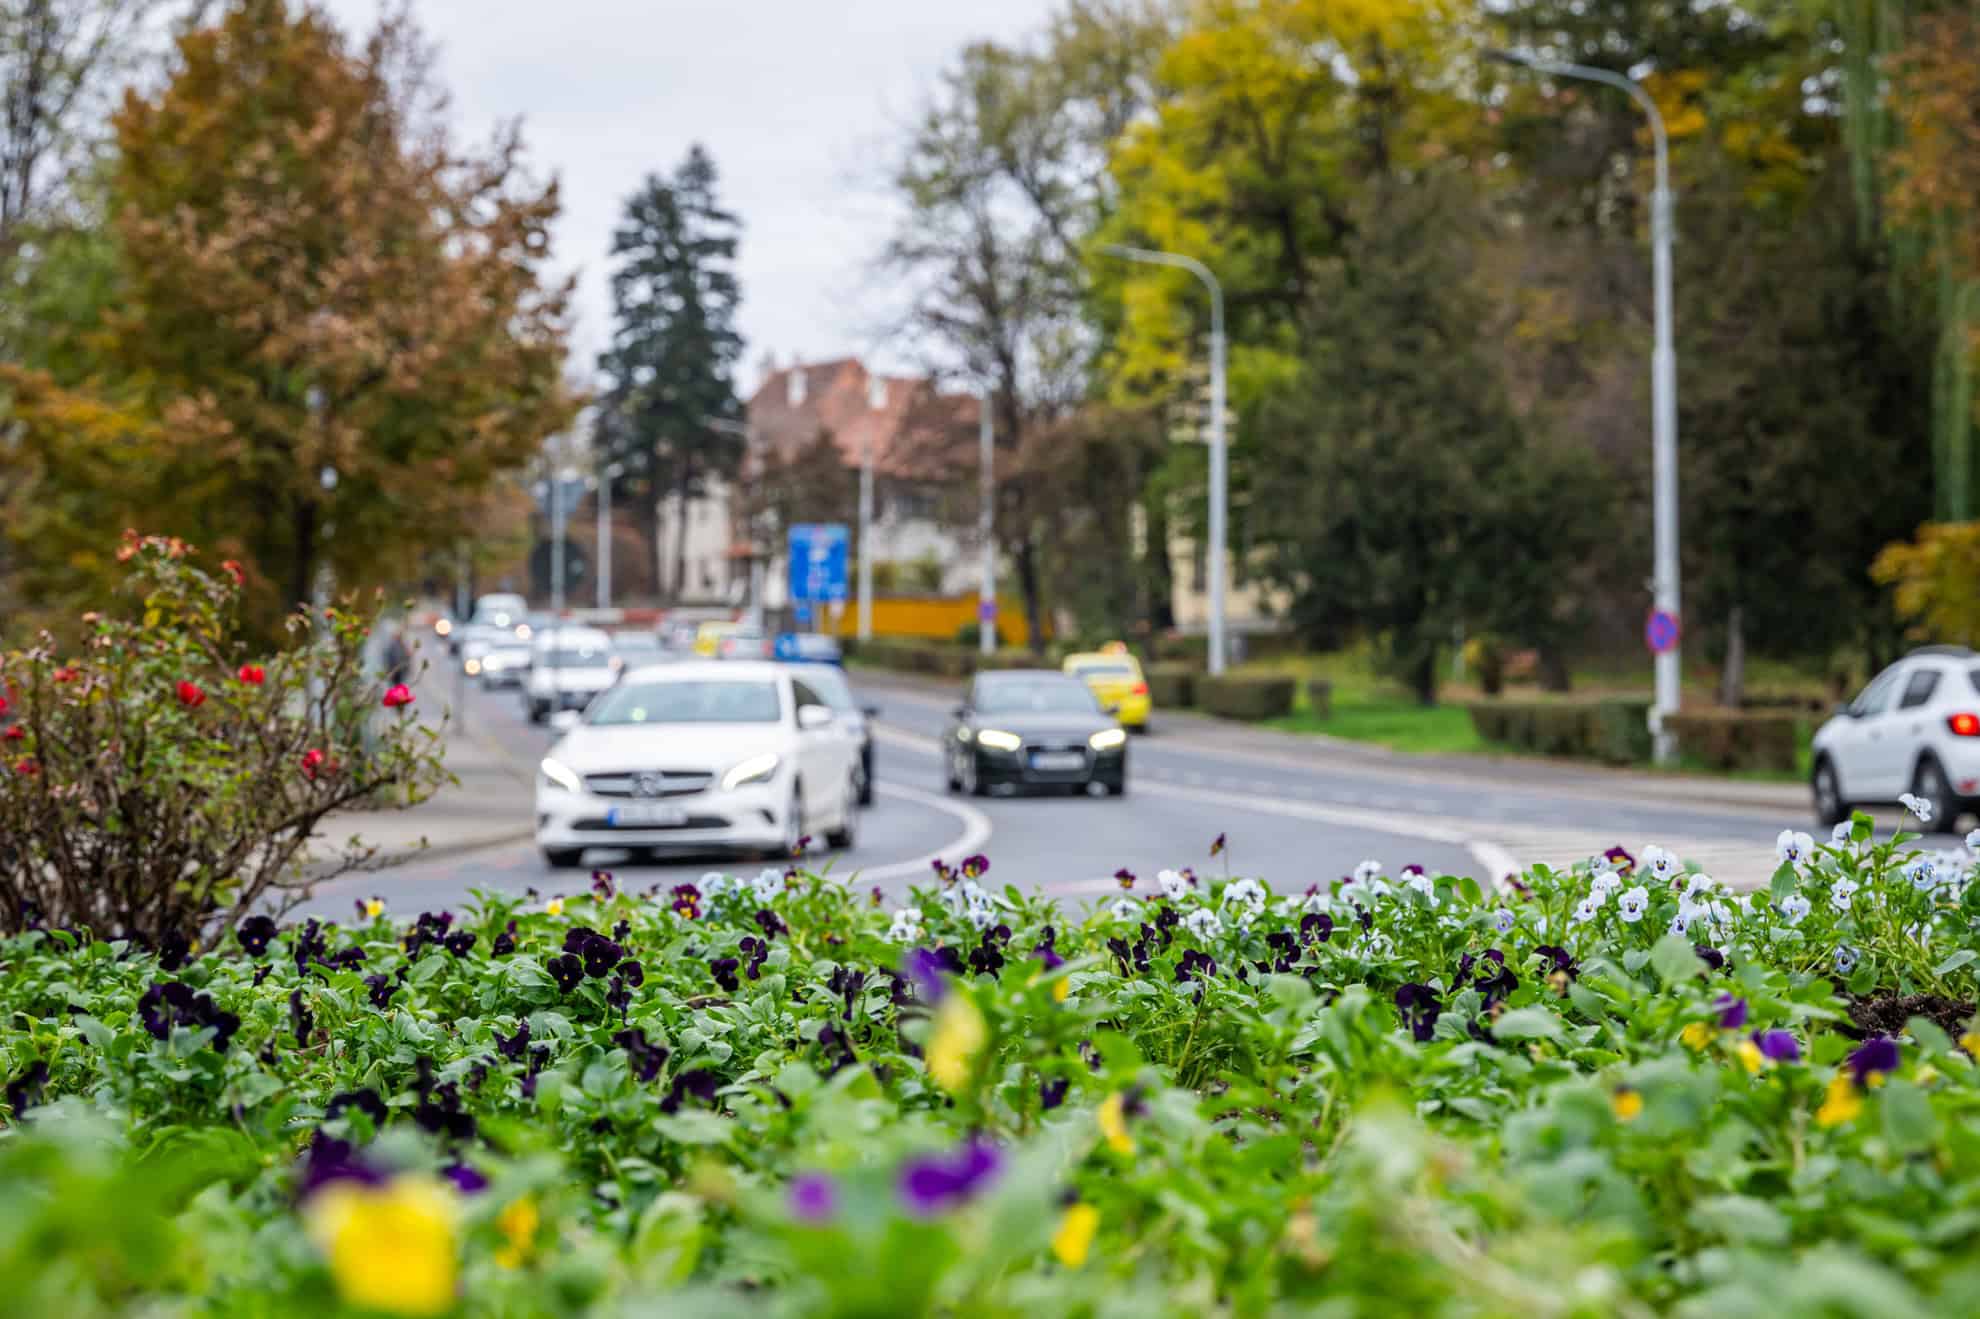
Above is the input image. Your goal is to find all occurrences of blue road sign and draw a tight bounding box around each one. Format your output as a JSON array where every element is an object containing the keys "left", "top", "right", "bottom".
[
  {"left": 788, "top": 523, "right": 850, "bottom": 605},
  {"left": 1645, "top": 609, "right": 1681, "bottom": 655}
]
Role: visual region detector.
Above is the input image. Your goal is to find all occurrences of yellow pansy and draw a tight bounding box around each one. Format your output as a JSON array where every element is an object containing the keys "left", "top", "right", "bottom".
[
  {"left": 1097, "top": 1092, "right": 1136, "bottom": 1154},
  {"left": 1052, "top": 976, "right": 1069, "bottom": 1003},
  {"left": 1736, "top": 1040, "right": 1765, "bottom": 1075},
  {"left": 1960, "top": 1032, "right": 1980, "bottom": 1059},
  {"left": 1051, "top": 1202, "right": 1100, "bottom": 1268},
  {"left": 545, "top": 897, "right": 564, "bottom": 917},
  {"left": 1679, "top": 1022, "right": 1715, "bottom": 1052},
  {"left": 1816, "top": 1073, "right": 1862, "bottom": 1128},
  {"left": 364, "top": 898, "right": 385, "bottom": 919},
  {"left": 927, "top": 993, "right": 987, "bottom": 1094},
  {"left": 304, "top": 1176, "right": 457, "bottom": 1317},
  {"left": 1610, "top": 1087, "right": 1644, "bottom": 1122},
  {"left": 494, "top": 1195, "right": 539, "bottom": 1270}
]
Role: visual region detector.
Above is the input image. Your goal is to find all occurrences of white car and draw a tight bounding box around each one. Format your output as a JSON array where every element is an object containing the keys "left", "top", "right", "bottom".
[
  {"left": 1812, "top": 646, "right": 1980, "bottom": 831},
  {"left": 525, "top": 626, "right": 619, "bottom": 722},
  {"left": 535, "top": 661, "right": 862, "bottom": 868}
]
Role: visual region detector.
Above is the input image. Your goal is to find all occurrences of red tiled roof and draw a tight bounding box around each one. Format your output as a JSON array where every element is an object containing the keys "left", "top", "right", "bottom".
[{"left": 745, "top": 358, "right": 977, "bottom": 481}]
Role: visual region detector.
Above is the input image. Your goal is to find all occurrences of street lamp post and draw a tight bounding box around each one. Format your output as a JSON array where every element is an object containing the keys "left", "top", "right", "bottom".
[
  {"left": 596, "top": 462, "right": 624, "bottom": 610},
  {"left": 1489, "top": 48, "right": 1681, "bottom": 763},
  {"left": 857, "top": 437, "right": 875, "bottom": 642},
  {"left": 1104, "top": 244, "right": 1227, "bottom": 676},
  {"left": 978, "top": 388, "right": 995, "bottom": 657}
]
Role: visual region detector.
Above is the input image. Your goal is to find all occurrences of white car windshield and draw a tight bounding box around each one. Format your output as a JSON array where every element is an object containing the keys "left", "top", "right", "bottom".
[
  {"left": 539, "top": 646, "right": 612, "bottom": 668},
  {"left": 803, "top": 669, "right": 856, "bottom": 710},
  {"left": 976, "top": 675, "right": 1100, "bottom": 715},
  {"left": 588, "top": 679, "right": 782, "bottom": 725}
]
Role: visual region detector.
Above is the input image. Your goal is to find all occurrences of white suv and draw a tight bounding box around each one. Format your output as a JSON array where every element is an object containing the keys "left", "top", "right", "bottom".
[{"left": 1811, "top": 646, "right": 1980, "bottom": 832}]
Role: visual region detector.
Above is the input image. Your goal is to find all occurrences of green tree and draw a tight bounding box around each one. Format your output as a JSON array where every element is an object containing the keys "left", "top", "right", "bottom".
[
  {"left": 1251, "top": 175, "right": 1600, "bottom": 704},
  {"left": 595, "top": 144, "right": 744, "bottom": 603}
]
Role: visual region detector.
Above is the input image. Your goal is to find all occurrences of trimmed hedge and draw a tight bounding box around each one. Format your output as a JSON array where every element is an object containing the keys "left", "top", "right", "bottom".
[
  {"left": 1147, "top": 663, "right": 1198, "bottom": 709},
  {"left": 1197, "top": 673, "right": 1295, "bottom": 721},
  {"left": 1666, "top": 710, "right": 1803, "bottom": 772},
  {"left": 1466, "top": 697, "right": 1653, "bottom": 765}
]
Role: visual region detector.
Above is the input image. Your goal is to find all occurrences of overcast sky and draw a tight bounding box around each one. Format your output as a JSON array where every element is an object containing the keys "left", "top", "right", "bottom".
[{"left": 320, "top": 0, "right": 1059, "bottom": 392}]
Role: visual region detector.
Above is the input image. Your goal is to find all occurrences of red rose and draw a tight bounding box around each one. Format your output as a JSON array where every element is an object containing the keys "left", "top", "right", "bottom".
[
  {"left": 3, "top": 726, "right": 23, "bottom": 742},
  {"left": 0, "top": 694, "right": 8, "bottom": 715},
  {"left": 176, "top": 680, "right": 206, "bottom": 708},
  {"left": 237, "top": 664, "right": 266, "bottom": 686},
  {"left": 300, "top": 748, "right": 326, "bottom": 779},
  {"left": 221, "top": 559, "right": 245, "bottom": 585},
  {"left": 14, "top": 757, "right": 37, "bottom": 776},
  {"left": 52, "top": 667, "right": 79, "bottom": 684},
  {"left": 382, "top": 683, "right": 414, "bottom": 709}
]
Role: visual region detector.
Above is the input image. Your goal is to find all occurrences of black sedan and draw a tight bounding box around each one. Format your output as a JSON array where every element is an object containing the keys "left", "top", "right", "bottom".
[{"left": 944, "top": 670, "right": 1127, "bottom": 797}]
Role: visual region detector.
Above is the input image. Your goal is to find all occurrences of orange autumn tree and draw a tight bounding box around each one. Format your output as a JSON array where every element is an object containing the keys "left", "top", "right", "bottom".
[{"left": 3, "top": 0, "right": 575, "bottom": 634}]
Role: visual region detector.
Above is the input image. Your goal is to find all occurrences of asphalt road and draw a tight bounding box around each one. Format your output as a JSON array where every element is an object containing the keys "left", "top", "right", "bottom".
[{"left": 301, "top": 667, "right": 1819, "bottom": 916}]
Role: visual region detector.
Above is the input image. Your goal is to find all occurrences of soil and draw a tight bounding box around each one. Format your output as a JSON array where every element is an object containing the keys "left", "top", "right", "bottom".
[{"left": 1841, "top": 992, "right": 1975, "bottom": 1040}]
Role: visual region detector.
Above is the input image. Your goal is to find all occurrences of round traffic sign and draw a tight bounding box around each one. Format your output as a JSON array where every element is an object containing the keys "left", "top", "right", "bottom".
[{"left": 1644, "top": 609, "right": 1680, "bottom": 655}]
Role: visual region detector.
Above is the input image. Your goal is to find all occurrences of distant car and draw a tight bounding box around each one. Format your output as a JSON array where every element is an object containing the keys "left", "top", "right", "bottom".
[
  {"left": 1063, "top": 646, "right": 1151, "bottom": 731},
  {"left": 471, "top": 593, "right": 528, "bottom": 631},
  {"left": 1812, "top": 646, "right": 1980, "bottom": 831},
  {"left": 478, "top": 639, "right": 533, "bottom": 688},
  {"left": 944, "top": 669, "right": 1126, "bottom": 797},
  {"left": 774, "top": 633, "right": 843, "bottom": 665},
  {"left": 661, "top": 621, "right": 702, "bottom": 654},
  {"left": 693, "top": 621, "right": 739, "bottom": 657},
  {"left": 716, "top": 626, "right": 771, "bottom": 660},
  {"left": 525, "top": 626, "right": 619, "bottom": 722},
  {"left": 534, "top": 660, "right": 861, "bottom": 867},
  {"left": 609, "top": 631, "right": 668, "bottom": 666},
  {"left": 798, "top": 664, "right": 877, "bottom": 805}
]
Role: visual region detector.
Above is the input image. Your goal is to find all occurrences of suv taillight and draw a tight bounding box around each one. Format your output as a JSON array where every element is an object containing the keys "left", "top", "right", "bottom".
[{"left": 1949, "top": 713, "right": 1980, "bottom": 737}]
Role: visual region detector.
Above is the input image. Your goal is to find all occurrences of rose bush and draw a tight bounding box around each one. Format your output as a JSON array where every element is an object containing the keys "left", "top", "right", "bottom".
[
  {"left": 7, "top": 820, "right": 1980, "bottom": 1315},
  {"left": 0, "top": 533, "right": 446, "bottom": 944}
]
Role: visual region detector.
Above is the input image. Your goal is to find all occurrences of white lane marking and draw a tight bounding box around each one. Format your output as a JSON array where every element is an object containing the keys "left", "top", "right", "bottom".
[
  {"left": 851, "top": 780, "right": 993, "bottom": 885},
  {"left": 1136, "top": 777, "right": 1473, "bottom": 846},
  {"left": 1467, "top": 841, "right": 1523, "bottom": 894}
]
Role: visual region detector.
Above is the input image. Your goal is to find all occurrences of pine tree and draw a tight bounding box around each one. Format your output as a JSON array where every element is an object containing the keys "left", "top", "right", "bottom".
[{"left": 596, "top": 145, "right": 745, "bottom": 601}]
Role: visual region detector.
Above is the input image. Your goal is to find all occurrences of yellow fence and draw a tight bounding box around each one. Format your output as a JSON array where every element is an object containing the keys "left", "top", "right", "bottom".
[{"left": 818, "top": 595, "right": 1033, "bottom": 645}]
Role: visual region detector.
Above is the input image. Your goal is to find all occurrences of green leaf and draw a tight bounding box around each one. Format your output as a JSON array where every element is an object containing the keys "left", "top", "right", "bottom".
[
  {"left": 1651, "top": 934, "right": 1705, "bottom": 987},
  {"left": 1906, "top": 1017, "right": 1954, "bottom": 1058},
  {"left": 1690, "top": 1194, "right": 1791, "bottom": 1246},
  {"left": 1880, "top": 1079, "right": 1939, "bottom": 1155},
  {"left": 653, "top": 1111, "right": 731, "bottom": 1146},
  {"left": 1931, "top": 949, "right": 1977, "bottom": 977},
  {"left": 1455, "top": 876, "right": 1483, "bottom": 906},
  {"left": 75, "top": 1016, "right": 115, "bottom": 1050},
  {"left": 1491, "top": 1006, "right": 1563, "bottom": 1042},
  {"left": 1567, "top": 983, "right": 1611, "bottom": 1020},
  {"left": 1769, "top": 862, "right": 1798, "bottom": 903}
]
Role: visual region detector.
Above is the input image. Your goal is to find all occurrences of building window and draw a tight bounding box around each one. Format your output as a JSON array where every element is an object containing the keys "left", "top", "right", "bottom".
[
  {"left": 867, "top": 375, "right": 888, "bottom": 410},
  {"left": 787, "top": 369, "right": 807, "bottom": 407}
]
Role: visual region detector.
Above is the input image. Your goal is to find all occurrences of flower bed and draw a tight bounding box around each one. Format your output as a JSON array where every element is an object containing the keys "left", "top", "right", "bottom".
[{"left": 7, "top": 823, "right": 1980, "bottom": 1315}]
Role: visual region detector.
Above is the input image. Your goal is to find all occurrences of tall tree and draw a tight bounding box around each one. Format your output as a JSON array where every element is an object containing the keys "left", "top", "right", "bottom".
[
  {"left": 595, "top": 144, "right": 744, "bottom": 602},
  {"left": 1, "top": 0, "right": 576, "bottom": 634}
]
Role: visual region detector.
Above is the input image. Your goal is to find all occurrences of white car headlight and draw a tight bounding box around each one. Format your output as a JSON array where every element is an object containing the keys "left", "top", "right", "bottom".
[
  {"left": 539, "top": 758, "right": 583, "bottom": 793},
  {"left": 1089, "top": 728, "right": 1127, "bottom": 751},
  {"left": 976, "top": 729, "right": 1022, "bottom": 752},
  {"left": 722, "top": 752, "right": 781, "bottom": 791}
]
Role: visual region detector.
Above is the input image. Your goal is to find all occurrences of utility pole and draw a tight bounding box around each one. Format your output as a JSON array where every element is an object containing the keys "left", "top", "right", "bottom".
[
  {"left": 1489, "top": 49, "right": 1682, "bottom": 762},
  {"left": 596, "top": 462, "right": 623, "bottom": 610},
  {"left": 979, "top": 388, "right": 995, "bottom": 657},
  {"left": 1104, "top": 245, "right": 1227, "bottom": 675}
]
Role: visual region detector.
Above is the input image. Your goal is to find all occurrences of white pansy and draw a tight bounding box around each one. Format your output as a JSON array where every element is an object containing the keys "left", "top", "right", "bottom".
[
  {"left": 1907, "top": 857, "right": 1940, "bottom": 891},
  {"left": 1109, "top": 898, "right": 1139, "bottom": 923},
  {"left": 1644, "top": 846, "right": 1681, "bottom": 883},
  {"left": 700, "top": 872, "right": 733, "bottom": 900},
  {"left": 1967, "top": 828, "right": 1980, "bottom": 851},
  {"left": 1900, "top": 792, "right": 1934, "bottom": 823},
  {"left": 1833, "top": 821, "right": 1855, "bottom": 846},
  {"left": 1833, "top": 944, "right": 1859, "bottom": 975},
  {"left": 1493, "top": 907, "right": 1517, "bottom": 934},
  {"left": 1829, "top": 877, "right": 1859, "bottom": 912},
  {"left": 1775, "top": 830, "right": 1814, "bottom": 866},
  {"left": 1222, "top": 877, "right": 1268, "bottom": 917},
  {"left": 1353, "top": 859, "right": 1384, "bottom": 884},
  {"left": 1402, "top": 873, "right": 1438, "bottom": 909},
  {"left": 887, "top": 908, "right": 924, "bottom": 943},
  {"left": 1682, "top": 873, "right": 1716, "bottom": 902},
  {"left": 750, "top": 868, "right": 784, "bottom": 904},
  {"left": 1570, "top": 897, "right": 1599, "bottom": 925},
  {"left": 1301, "top": 889, "right": 1331, "bottom": 915},
  {"left": 1617, "top": 885, "right": 1649, "bottom": 923},
  {"left": 1590, "top": 870, "right": 1622, "bottom": 897},
  {"left": 1158, "top": 868, "right": 1191, "bottom": 901},
  {"left": 1184, "top": 908, "right": 1224, "bottom": 940},
  {"left": 1777, "top": 894, "right": 1811, "bottom": 927}
]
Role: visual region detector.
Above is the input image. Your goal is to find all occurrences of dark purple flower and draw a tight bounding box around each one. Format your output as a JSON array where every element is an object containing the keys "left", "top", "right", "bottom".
[
  {"left": 612, "top": 1027, "right": 669, "bottom": 1083},
  {"left": 1603, "top": 845, "right": 1636, "bottom": 875},
  {"left": 898, "top": 1136, "right": 1004, "bottom": 1216},
  {"left": 660, "top": 1068, "right": 720, "bottom": 1114},
  {"left": 325, "top": 1088, "right": 387, "bottom": 1128},
  {"left": 1714, "top": 994, "right": 1748, "bottom": 1030},
  {"left": 295, "top": 1136, "right": 383, "bottom": 1199},
  {"left": 491, "top": 930, "right": 516, "bottom": 957},
  {"left": 1394, "top": 983, "right": 1442, "bottom": 1043},
  {"left": 605, "top": 974, "right": 632, "bottom": 1019},
  {"left": 1300, "top": 912, "right": 1333, "bottom": 944},
  {"left": 1533, "top": 945, "right": 1578, "bottom": 981},
  {"left": 581, "top": 936, "right": 625, "bottom": 980},
  {"left": 494, "top": 1020, "right": 530, "bottom": 1061},
  {"left": 709, "top": 957, "right": 741, "bottom": 992},
  {"left": 788, "top": 1172, "right": 838, "bottom": 1223},
  {"left": 547, "top": 953, "right": 583, "bottom": 994},
  {"left": 1752, "top": 1029, "right": 1801, "bottom": 1063},
  {"left": 442, "top": 1163, "right": 489, "bottom": 1194},
  {"left": 591, "top": 869, "right": 616, "bottom": 900},
  {"left": 360, "top": 972, "right": 393, "bottom": 1009},
  {"left": 5, "top": 1059, "right": 49, "bottom": 1115},
  {"left": 619, "top": 959, "right": 645, "bottom": 988},
  {"left": 1040, "top": 1077, "right": 1069, "bottom": 1110},
  {"left": 1694, "top": 945, "right": 1725, "bottom": 972},
  {"left": 671, "top": 884, "right": 702, "bottom": 920},
  {"left": 236, "top": 915, "right": 278, "bottom": 958},
  {"left": 1176, "top": 949, "right": 1217, "bottom": 984},
  {"left": 755, "top": 908, "right": 788, "bottom": 940},
  {"left": 960, "top": 854, "right": 989, "bottom": 880},
  {"left": 1849, "top": 1036, "right": 1900, "bottom": 1086},
  {"left": 443, "top": 930, "right": 476, "bottom": 958},
  {"left": 612, "top": 919, "right": 631, "bottom": 942},
  {"left": 157, "top": 931, "right": 191, "bottom": 972},
  {"left": 740, "top": 936, "right": 770, "bottom": 979},
  {"left": 1114, "top": 868, "right": 1136, "bottom": 891},
  {"left": 903, "top": 947, "right": 950, "bottom": 1002},
  {"left": 290, "top": 989, "right": 315, "bottom": 1050}
]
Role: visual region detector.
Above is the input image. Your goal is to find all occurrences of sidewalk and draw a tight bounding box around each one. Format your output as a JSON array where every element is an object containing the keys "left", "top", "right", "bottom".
[{"left": 308, "top": 672, "right": 536, "bottom": 872}]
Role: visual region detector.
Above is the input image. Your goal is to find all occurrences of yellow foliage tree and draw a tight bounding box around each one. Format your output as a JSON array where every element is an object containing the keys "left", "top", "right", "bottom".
[{"left": 1871, "top": 522, "right": 1980, "bottom": 647}]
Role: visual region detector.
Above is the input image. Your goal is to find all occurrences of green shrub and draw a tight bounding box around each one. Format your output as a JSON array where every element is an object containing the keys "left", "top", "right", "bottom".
[
  {"left": 1304, "top": 678, "right": 1334, "bottom": 720},
  {"left": 1464, "top": 697, "right": 1651, "bottom": 764},
  {"left": 1197, "top": 673, "right": 1295, "bottom": 720},
  {"left": 1666, "top": 709, "right": 1803, "bottom": 772},
  {"left": 1146, "top": 663, "right": 1197, "bottom": 708},
  {"left": 0, "top": 534, "right": 445, "bottom": 943}
]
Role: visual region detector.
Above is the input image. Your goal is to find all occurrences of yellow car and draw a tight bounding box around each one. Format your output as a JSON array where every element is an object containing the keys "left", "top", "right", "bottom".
[
  {"left": 1063, "top": 648, "right": 1150, "bottom": 730},
  {"left": 693, "top": 621, "right": 739, "bottom": 657}
]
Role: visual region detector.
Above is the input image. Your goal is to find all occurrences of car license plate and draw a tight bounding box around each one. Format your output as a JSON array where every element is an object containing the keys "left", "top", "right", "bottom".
[
  {"left": 1031, "top": 751, "right": 1084, "bottom": 772},
  {"left": 607, "top": 804, "right": 687, "bottom": 827}
]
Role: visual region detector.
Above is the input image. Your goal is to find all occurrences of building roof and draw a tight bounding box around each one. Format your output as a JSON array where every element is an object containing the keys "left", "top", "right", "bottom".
[{"left": 745, "top": 358, "right": 977, "bottom": 481}]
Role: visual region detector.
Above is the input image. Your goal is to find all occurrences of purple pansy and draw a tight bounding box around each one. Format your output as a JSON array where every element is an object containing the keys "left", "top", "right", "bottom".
[
  {"left": 898, "top": 1136, "right": 1003, "bottom": 1216},
  {"left": 788, "top": 1172, "right": 838, "bottom": 1223},
  {"left": 1752, "top": 1029, "right": 1801, "bottom": 1063},
  {"left": 1848, "top": 1036, "right": 1900, "bottom": 1086}
]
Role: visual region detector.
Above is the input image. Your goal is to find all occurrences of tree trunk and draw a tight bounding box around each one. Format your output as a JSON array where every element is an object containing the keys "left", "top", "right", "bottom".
[
  {"left": 1719, "top": 604, "right": 1747, "bottom": 709},
  {"left": 636, "top": 490, "right": 662, "bottom": 603},
  {"left": 1410, "top": 644, "right": 1438, "bottom": 707},
  {"left": 1143, "top": 492, "right": 1175, "bottom": 632},
  {"left": 671, "top": 482, "right": 693, "bottom": 602},
  {"left": 290, "top": 497, "right": 318, "bottom": 614},
  {"left": 1015, "top": 533, "right": 1045, "bottom": 655},
  {"left": 1537, "top": 645, "right": 1572, "bottom": 693}
]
